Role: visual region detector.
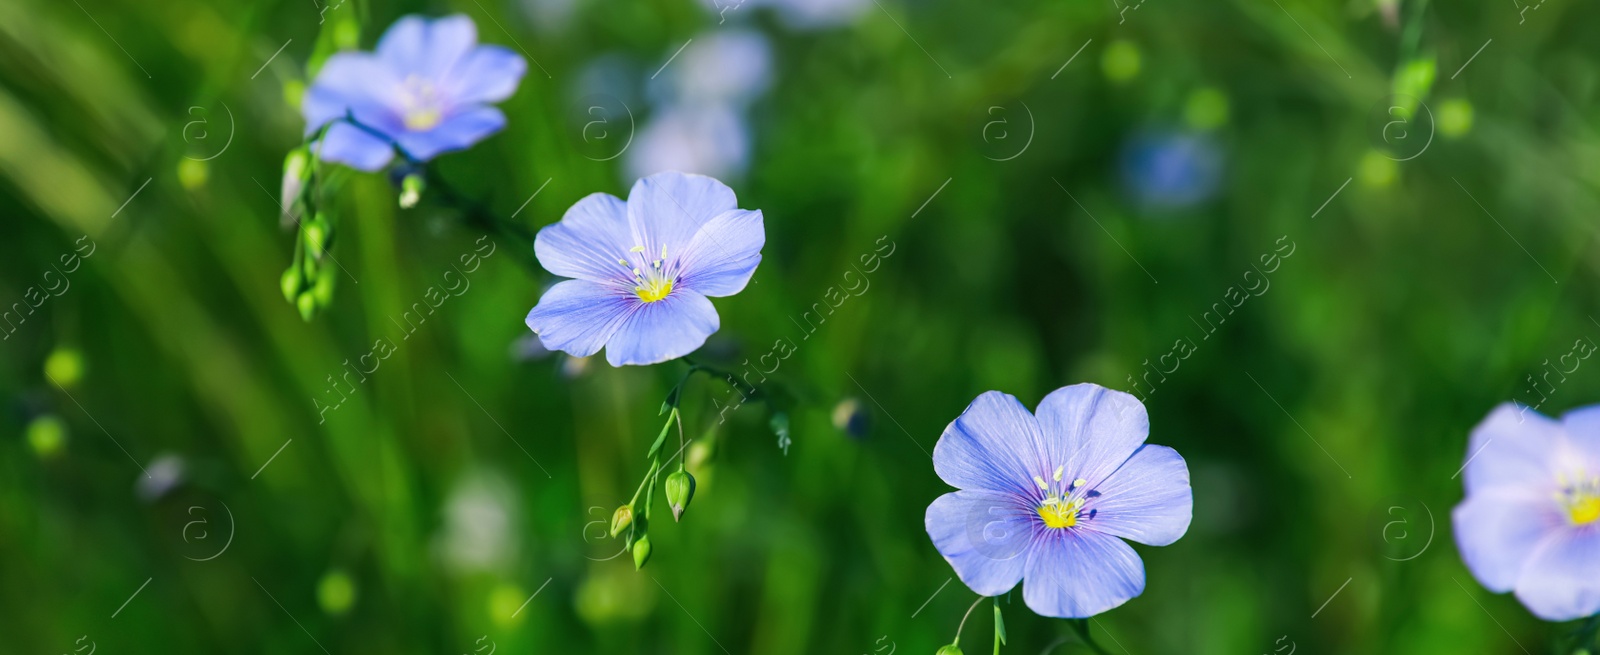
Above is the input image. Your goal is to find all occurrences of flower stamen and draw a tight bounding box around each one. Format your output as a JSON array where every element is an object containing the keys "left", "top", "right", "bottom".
[
  {"left": 1038, "top": 496, "right": 1084, "bottom": 529},
  {"left": 1558, "top": 473, "right": 1600, "bottom": 526},
  {"left": 623, "top": 244, "right": 675, "bottom": 303},
  {"left": 398, "top": 75, "right": 445, "bottom": 131},
  {"left": 1035, "top": 468, "right": 1087, "bottom": 529}
]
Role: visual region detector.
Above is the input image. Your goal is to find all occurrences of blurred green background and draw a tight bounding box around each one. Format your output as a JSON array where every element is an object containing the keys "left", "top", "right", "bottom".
[{"left": 5, "top": 0, "right": 1600, "bottom": 652}]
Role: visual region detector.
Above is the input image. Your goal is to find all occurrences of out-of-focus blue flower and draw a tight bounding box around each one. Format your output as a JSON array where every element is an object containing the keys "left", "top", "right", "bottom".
[
  {"left": 574, "top": 54, "right": 644, "bottom": 108},
  {"left": 625, "top": 104, "right": 751, "bottom": 182},
  {"left": 519, "top": 0, "right": 576, "bottom": 35},
  {"left": 648, "top": 31, "right": 772, "bottom": 108},
  {"left": 1454, "top": 404, "right": 1600, "bottom": 621},
  {"left": 1118, "top": 131, "right": 1222, "bottom": 209},
  {"left": 436, "top": 470, "right": 520, "bottom": 575},
  {"left": 833, "top": 398, "right": 871, "bottom": 439},
  {"left": 925, "top": 384, "right": 1192, "bottom": 618},
  {"left": 137, "top": 453, "right": 185, "bottom": 502},
  {"left": 761, "top": 0, "right": 869, "bottom": 29},
  {"left": 697, "top": 0, "right": 867, "bottom": 29},
  {"left": 510, "top": 333, "right": 551, "bottom": 362},
  {"left": 302, "top": 15, "right": 527, "bottom": 172},
  {"left": 526, "top": 172, "right": 764, "bottom": 366}
]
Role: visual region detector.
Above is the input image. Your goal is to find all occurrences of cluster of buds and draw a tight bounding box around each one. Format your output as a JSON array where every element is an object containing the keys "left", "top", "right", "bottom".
[
  {"left": 609, "top": 468, "right": 696, "bottom": 570},
  {"left": 280, "top": 209, "right": 338, "bottom": 321},
  {"left": 277, "top": 148, "right": 339, "bottom": 320}
]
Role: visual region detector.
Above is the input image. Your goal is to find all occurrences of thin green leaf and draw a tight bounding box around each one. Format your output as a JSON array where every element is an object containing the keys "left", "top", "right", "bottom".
[
  {"left": 994, "top": 600, "right": 1006, "bottom": 645},
  {"left": 646, "top": 408, "right": 675, "bottom": 460}
]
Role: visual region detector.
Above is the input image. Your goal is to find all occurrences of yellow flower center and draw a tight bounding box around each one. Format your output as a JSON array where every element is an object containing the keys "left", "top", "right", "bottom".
[
  {"left": 1038, "top": 499, "right": 1079, "bottom": 529},
  {"left": 636, "top": 278, "right": 673, "bottom": 303},
  {"left": 619, "top": 244, "right": 676, "bottom": 303},
  {"left": 399, "top": 75, "right": 444, "bottom": 131},
  {"left": 1033, "top": 469, "right": 1088, "bottom": 530},
  {"left": 1571, "top": 496, "right": 1600, "bottom": 525},
  {"left": 1557, "top": 472, "right": 1600, "bottom": 526},
  {"left": 404, "top": 108, "right": 442, "bottom": 131}
]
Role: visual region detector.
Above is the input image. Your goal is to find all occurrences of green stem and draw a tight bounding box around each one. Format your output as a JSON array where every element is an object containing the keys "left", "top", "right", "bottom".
[
  {"left": 673, "top": 404, "right": 686, "bottom": 473},
  {"left": 681, "top": 357, "right": 762, "bottom": 403},
  {"left": 952, "top": 595, "right": 986, "bottom": 646},
  {"left": 643, "top": 455, "right": 661, "bottom": 520},
  {"left": 627, "top": 458, "right": 660, "bottom": 509},
  {"left": 328, "top": 113, "right": 539, "bottom": 266},
  {"left": 1067, "top": 619, "right": 1115, "bottom": 655},
  {"left": 992, "top": 598, "right": 1003, "bottom": 655}
]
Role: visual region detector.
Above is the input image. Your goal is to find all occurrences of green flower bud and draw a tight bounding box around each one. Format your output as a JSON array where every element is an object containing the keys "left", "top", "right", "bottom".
[
  {"left": 301, "top": 242, "right": 321, "bottom": 278},
  {"left": 935, "top": 643, "right": 963, "bottom": 655},
  {"left": 1101, "top": 40, "right": 1140, "bottom": 83},
  {"left": 317, "top": 569, "right": 357, "bottom": 616},
  {"left": 1358, "top": 149, "right": 1398, "bottom": 188},
  {"left": 1184, "top": 87, "right": 1230, "bottom": 131},
  {"left": 1438, "top": 97, "right": 1473, "bottom": 138},
  {"left": 281, "top": 148, "right": 308, "bottom": 211},
  {"left": 283, "top": 79, "right": 306, "bottom": 111},
  {"left": 177, "top": 158, "right": 208, "bottom": 190},
  {"left": 27, "top": 414, "right": 67, "bottom": 458},
  {"left": 313, "top": 262, "right": 337, "bottom": 306},
  {"left": 609, "top": 505, "right": 634, "bottom": 538},
  {"left": 399, "top": 173, "right": 425, "bottom": 209},
  {"left": 488, "top": 582, "right": 528, "bottom": 628},
  {"left": 281, "top": 266, "right": 303, "bottom": 303},
  {"left": 665, "top": 470, "right": 696, "bottom": 522},
  {"left": 632, "top": 534, "right": 652, "bottom": 570},
  {"left": 297, "top": 291, "right": 317, "bottom": 321},
  {"left": 44, "top": 348, "right": 85, "bottom": 388},
  {"left": 304, "top": 217, "right": 330, "bottom": 255}
]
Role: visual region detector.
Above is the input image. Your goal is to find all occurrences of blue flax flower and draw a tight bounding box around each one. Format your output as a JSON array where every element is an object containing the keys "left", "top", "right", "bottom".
[
  {"left": 926, "top": 384, "right": 1192, "bottom": 618},
  {"left": 302, "top": 15, "right": 526, "bottom": 172},
  {"left": 1455, "top": 403, "right": 1600, "bottom": 621},
  {"left": 525, "top": 172, "right": 764, "bottom": 366}
]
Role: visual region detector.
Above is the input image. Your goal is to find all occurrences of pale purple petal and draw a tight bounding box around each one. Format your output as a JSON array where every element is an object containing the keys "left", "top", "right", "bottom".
[
  {"left": 1080, "top": 445, "right": 1192, "bottom": 546},
  {"left": 1559, "top": 404, "right": 1600, "bottom": 471},
  {"left": 302, "top": 53, "right": 403, "bottom": 135},
  {"left": 626, "top": 172, "right": 739, "bottom": 267},
  {"left": 1022, "top": 529, "right": 1146, "bottom": 619},
  {"left": 534, "top": 193, "right": 634, "bottom": 284},
  {"left": 926, "top": 490, "right": 1034, "bottom": 596},
  {"left": 314, "top": 122, "right": 396, "bottom": 172},
  {"left": 443, "top": 45, "right": 527, "bottom": 105},
  {"left": 1513, "top": 527, "right": 1600, "bottom": 621},
  {"left": 603, "top": 290, "right": 719, "bottom": 366},
  {"left": 525, "top": 279, "right": 633, "bottom": 358},
  {"left": 1034, "top": 384, "right": 1149, "bottom": 491},
  {"left": 675, "top": 209, "right": 763, "bottom": 297},
  {"left": 1463, "top": 403, "right": 1565, "bottom": 496},
  {"left": 1452, "top": 490, "right": 1564, "bottom": 593},
  {"left": 933, "top": 391, "right": 1048, "bottom": 498},
  {"left": 378, "top": 15, "right": 478, "bottom": 79},
  {"left": 395, "top": 106, "right": 506, "bottom": 161}
]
